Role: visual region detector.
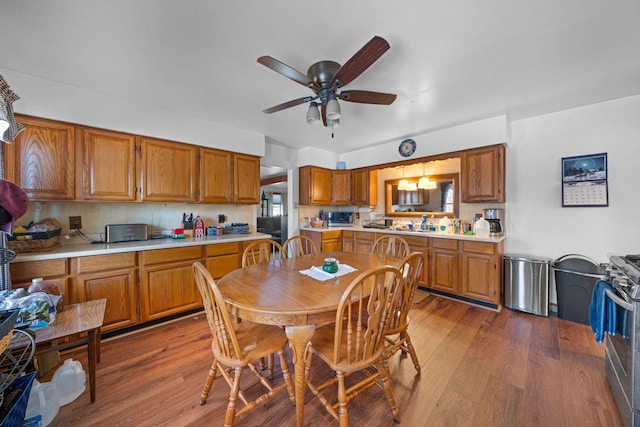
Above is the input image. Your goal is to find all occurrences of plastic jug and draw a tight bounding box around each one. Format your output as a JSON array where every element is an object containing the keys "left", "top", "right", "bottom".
[
  {"left": 438, "top": 217, "right": 450, "bottom": 232},
  {"left": 474, "top": 218, "right": 491, "bottom": 237},
  {"left": 52, "top": 359, "right": 86, "bottom": 405},
  {"left": 25, "top": 379, "right": 60, "bottom": 426}
]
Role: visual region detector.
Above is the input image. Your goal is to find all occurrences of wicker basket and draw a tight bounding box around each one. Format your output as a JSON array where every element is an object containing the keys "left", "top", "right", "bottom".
[
  {"left": 7, "top": 229, "right": 61, "bottom": 253},
  {"left": 0, "top": 311, "right": 18, "bottom": 356}
]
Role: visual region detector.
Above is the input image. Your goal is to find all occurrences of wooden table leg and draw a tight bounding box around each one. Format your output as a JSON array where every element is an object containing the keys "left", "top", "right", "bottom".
[
  {"left": 87, "top": 328, "right": 97, "bottom": 403},
  {"left": 285, "top": 325, "right": 316, "bottom": 427},
  {"left": 96, "top": 327, "right": 101, "bottom": 364}
]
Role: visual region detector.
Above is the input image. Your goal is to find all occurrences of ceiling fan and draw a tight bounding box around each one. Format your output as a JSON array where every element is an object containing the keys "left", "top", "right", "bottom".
[{"left": 257, "top": 35, "right": 397, "bottom": 128}]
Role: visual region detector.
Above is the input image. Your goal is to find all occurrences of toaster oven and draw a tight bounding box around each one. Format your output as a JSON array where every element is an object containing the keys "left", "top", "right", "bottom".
[{"left": 105, "top": 224, "right": 149, "bottom": 243}]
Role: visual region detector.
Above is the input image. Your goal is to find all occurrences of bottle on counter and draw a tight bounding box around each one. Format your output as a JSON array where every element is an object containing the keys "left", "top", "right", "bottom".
[{"left": 438, "top": 216, "right": 450, "bottom": 232}]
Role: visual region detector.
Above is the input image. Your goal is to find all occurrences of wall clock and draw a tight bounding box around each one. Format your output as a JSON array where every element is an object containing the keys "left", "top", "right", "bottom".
[{"left": 398, "top": 139, "right": 416, "bottom": 157}]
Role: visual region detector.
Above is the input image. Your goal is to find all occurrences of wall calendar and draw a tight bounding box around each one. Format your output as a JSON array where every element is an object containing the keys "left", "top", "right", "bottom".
[{"left": 561, "top": 152, "right": 608, "bottom": 207}]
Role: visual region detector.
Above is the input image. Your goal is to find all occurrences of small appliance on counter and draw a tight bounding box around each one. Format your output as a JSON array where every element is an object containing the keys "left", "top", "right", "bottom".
[
  {"left": 105, "top": 224, "right": 149, "bottom": 243},
  {"left": 327, "top": 212, "right": 354, "bottom": 227},
  {"left": 482, "top": 208, "right": 504, "bottom": 236}
]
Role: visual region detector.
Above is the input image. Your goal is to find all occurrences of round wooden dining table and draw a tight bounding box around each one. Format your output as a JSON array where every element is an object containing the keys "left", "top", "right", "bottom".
[{"left": 216, "top": 251, "right": 402, "bottom": 427}]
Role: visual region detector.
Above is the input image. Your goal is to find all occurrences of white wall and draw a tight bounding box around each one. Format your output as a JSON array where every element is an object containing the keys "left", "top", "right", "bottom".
[
  {"left": 1, "top": 68, "right": 264, "bottom": 156},
  {"left": 506, "top": 95, "right": 640, "bottom": 263}
]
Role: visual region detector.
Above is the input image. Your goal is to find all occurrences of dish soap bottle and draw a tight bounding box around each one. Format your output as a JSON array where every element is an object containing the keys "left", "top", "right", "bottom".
[{"left": 421, "top": 215, "right": 427, "bottom": 231}]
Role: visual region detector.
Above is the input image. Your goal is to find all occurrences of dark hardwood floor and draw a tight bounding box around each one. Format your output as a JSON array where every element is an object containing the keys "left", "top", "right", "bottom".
[{"left": 44, "top": 294, "right": 623, "bottom": 426}]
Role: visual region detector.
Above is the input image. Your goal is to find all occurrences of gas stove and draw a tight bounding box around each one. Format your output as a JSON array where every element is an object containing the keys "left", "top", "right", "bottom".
[
  {"left": 609, "top": 254, "right": 640, "bottom": 301},
  {"left": 605, "top": 254, "right": 640, "bottom": 426}
]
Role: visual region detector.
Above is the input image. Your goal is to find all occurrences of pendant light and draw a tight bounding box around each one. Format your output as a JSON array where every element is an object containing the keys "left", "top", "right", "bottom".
[
  {"left": 397, "top": 166, "right": 410, "bottom": 191},
  {"left": 418, "top": 163, "right": 437, "bottom": 189}
]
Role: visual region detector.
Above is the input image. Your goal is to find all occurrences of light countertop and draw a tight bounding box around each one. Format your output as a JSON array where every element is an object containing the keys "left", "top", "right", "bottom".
[
  {"left": 10, "top": 233, "right": 272, "bottom": 263},
  {"left": 300, "top": 226, "right": 505, "bottom": 243}
]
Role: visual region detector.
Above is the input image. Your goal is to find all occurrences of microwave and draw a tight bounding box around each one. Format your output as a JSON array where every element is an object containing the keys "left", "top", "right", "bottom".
[{"left": 327, "top": 212, "right": 354, "bottom": 227}]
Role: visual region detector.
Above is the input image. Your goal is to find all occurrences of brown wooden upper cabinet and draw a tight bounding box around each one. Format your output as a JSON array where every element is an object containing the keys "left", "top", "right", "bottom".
[
  {"left": 78, "top": 127, "right": 137, "bottom": 201},
  {"left": 233, "top": 153, "right": 260, "bottom": 204},
  {"left": 331, "top": 170, "right": 351, "bottom": 205},
  {"left": 6, "top": 115, "right": 261, "bottom": 205},
  {"left": 299, "top": 166, "right": 332, "bottom": 205},
  {"left": 5, "top": 115, "right": 76, "bottom": 200},
  {"left": 299, "top": 165, "right": 379, "bottom": 207},
  {"left": 461, "top": 144, "right": 505, "bottom": 203},
  {"left": 139, "top": 136, "right": 198, "bottom": 203},
  {"left": 351, "top": 168, "right": 378, "bottom": 206},
  {"left": 199, "top": 147, "right": 233, "bottom": 203}
]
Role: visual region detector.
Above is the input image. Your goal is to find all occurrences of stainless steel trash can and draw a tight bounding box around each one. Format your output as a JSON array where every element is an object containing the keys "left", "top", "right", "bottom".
[{"left": 503, "top": 254, "right": 551, "bottom": 316}]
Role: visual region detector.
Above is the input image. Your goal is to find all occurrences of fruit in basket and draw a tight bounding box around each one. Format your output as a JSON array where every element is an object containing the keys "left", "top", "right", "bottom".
[{"left": 12, "top": 225, "right": 29, "bottom": 233}]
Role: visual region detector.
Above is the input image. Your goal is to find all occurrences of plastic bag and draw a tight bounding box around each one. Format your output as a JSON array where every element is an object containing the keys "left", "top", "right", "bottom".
[{"left": 0, "top": 291, "right": 60, "bottom": 329}]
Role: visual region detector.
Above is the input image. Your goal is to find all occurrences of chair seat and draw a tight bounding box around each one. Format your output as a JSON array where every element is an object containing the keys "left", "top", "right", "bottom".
[{"left": 219, "top": 321, "right": 289, "bottom": 367}]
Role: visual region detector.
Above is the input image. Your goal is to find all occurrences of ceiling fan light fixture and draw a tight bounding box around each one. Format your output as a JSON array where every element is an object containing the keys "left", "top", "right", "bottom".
[
  {"left": 306, "top": 102, "right": 320, "bottom": 124},
  {"left": 326, "top": 97, "right": 341, "bottom": 120},
  {"left": 328, "top": 117, "right": 340, "bottom": 128}
]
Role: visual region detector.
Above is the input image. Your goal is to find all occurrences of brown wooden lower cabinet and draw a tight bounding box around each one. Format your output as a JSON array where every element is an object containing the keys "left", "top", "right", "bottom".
[
  {"left": 71, "top": 253, "right": 138, "bottom": 332},
  {"left": 354, "top": 231, "right": 374, "bottom": 253},
  {"left": 429, "top": 238, "right": 460, "bottom": 294},
  {"left": 342, "top": 230, "right": 354, "bottom": 252},
  {"left": 139, "top": 246, "right": 203, "bottom": 323},
  {"left": 402, "top": 235, "right": 429, "bottom": 287},
  {"left": 7, "top": 240, "right": 271, "bottom": 335},
  {"left": 337, "top": 228, "right": 503, "bottom": 307},
  {"left": 9, "top": 258, "right": 69, "bottom": 293},
  {"left": 206, "top": 242, "right": 242, "bottom": 279},
  {"left": 300, "top": 229, "right": 343, "bottom": 252},
  {"left": 461, "top": 240, "right": 503, "bottom": 305}
]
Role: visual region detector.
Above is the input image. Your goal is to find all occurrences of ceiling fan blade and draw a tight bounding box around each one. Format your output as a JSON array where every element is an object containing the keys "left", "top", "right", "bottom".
[
  {"left": 331, "top": 36, "right": 390, "bottom": 88},
  {"left": 339, "top": 90, "right": 397, "bottom": 105},
  {"left": 257, "top": 56, "right": 319, "bottom": 91},
  {"left": 321, "top": 105, "right": 327, "bottom": 127},
  {"left": 262, "top": 97, "right": 309, "bottom": 114}
]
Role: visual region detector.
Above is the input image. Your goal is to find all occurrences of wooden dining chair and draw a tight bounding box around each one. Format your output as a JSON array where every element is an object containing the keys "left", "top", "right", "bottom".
[
  {"left": 304, "top": 266, "right": 403, "bottom": 426},
  {"left": 241, "top": 239, "right": 284, "bottom": 267},
  {"left": 283, "top": 235, "right": 318, "bottom": 258},
  {"left": 384, "top": 252, "right": 424, "bottom": 373},
  {"left": 371, "top": 235, "right": 410, "bottom": 259},
  {"left": 192, "top": 262, "right": 295, "bottom": 427}
]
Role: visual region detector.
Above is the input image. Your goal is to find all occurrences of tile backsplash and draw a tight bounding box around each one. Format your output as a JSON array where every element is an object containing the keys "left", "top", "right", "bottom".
[{"left": 22, "top": 201, "right": 255, "bottom": 242}]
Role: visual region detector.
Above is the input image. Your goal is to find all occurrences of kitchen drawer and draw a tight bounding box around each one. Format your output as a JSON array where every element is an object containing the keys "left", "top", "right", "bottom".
[
  {"left": 73, "top": 252, "right": 137, "bottom": 273},
  {"left": 354, "top": 231, "right": 374, "bottom": 241},
  {"left": 342, "top": 230, "right": 354, "bottom": 239},
  {"left": 206, "top": 242, "right": 241, "bottom": 257},
  {"left": 142, "top": 246, "right": 203, "bottom": 265},
  {"left": 207, "top": 254, "right": 241, "bottom": 279},
  {"left": 403, "top": 235, "right": 429, "bottom": 251},
  {"left": 430, "top": 237, "right": 459, "bottom": 250},
  {"left": 322, "top": 230, "right": 343, "bottom": 240},
  {"left": 10, "top": 258, "right": 68, "bottom": 282},
  {"left": 462, "top": 240, "right": 496, "bottom": 255}
]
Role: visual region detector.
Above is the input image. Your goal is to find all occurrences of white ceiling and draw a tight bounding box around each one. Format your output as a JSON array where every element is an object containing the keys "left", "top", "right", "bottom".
[{"left": 2, "top": 1, "right": 639, "bottom": 157}]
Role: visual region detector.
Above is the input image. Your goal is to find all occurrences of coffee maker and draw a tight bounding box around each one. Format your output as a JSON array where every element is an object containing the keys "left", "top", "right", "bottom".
[{"left": 482, "top": 208, "right": 504, "bottom": 236}]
